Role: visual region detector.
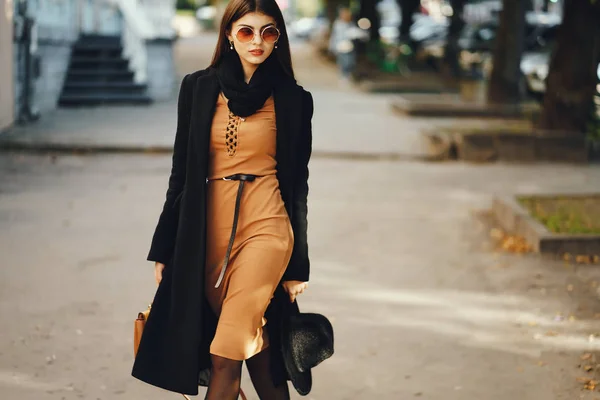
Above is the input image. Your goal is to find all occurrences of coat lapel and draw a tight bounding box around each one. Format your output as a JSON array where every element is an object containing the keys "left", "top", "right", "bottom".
[
  {"left": 274, "top": 80, "right": 303, "bottom": 202},
  {"left": 191, "top": 70, "right": 220, "bottom": 175}
]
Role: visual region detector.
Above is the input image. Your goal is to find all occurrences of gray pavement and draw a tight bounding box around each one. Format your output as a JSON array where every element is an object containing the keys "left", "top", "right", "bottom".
[{"left": 2, "top": 153, "right": 600, "bottom": 399}]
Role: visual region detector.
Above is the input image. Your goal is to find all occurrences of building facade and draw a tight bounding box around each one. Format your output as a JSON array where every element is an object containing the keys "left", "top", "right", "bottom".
[
  {"left": 10, "top": 0, "right": 176, "bottom": 126},
  {"left": 0, "top": 0, "right": 14, "bottom": 132}
]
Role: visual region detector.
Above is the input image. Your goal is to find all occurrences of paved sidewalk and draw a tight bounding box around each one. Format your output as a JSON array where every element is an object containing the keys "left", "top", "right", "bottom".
[
  {"left": 2, "top": 154, "right": 600, "bottom": 399},
  {"left": 0, "top": 33, "right": 506, "bottom": 160}
]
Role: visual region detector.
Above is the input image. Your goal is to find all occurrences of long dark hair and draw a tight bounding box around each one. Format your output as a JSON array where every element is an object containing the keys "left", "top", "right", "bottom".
[{"left": 210, "top": 0, "right": 295, "bottom": 79}]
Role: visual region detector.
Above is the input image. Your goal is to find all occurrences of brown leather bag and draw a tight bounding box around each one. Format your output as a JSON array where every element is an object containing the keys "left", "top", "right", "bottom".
[
  {"left": 133, "top": 305, "right": 151, "bottom": 357},
  {"left": 134, "top": 305, "right": 247, "bottom": 400}
]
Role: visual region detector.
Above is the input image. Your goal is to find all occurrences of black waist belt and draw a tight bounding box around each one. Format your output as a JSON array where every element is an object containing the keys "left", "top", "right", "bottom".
[{"left": 208, "top": 173, "right": 258, "bottom": 288}]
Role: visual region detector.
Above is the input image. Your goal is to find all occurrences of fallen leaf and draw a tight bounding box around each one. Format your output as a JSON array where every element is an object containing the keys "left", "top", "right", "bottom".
[
  {"left": 576, "top": 255, "right": 591, "bottom": 264},
  {"left": 582, "top": 353, "right": 593, "bottom": 361},
  {"left": 585, "top": 380, "right": 598, "bottom": 391},
  {"left": 490, "top": 229, "right": 532, "bottom": 253},
  {"left": 489, "top": 228, "right": 504, "bottom": 240},
  {"left": 584, "top": 365, "right": 594, "bottom": 372}
]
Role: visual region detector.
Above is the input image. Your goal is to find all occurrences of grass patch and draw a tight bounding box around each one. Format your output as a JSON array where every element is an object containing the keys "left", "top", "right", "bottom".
[
  {"left": 176, "top": 9, "right": 196, "bottom": 17},
  {"left": 518, "top": 195, "right": 600, "bottom": 234}
]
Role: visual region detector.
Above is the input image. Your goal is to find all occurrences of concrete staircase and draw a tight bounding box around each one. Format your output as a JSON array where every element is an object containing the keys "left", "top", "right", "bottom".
[{"left": 59, "top": 34, "right": 151, "bottom": 106}]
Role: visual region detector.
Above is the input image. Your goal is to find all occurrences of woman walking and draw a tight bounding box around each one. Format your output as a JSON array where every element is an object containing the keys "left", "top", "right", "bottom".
[{"left": 132, "top": 0, "right": 317, "bottom": 399}]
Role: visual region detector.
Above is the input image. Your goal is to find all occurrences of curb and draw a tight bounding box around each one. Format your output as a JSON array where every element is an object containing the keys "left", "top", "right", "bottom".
[
  {"left": 391, "top": 98, "right": 540, "bottom": 119},
  {"left": 0, "top": 141, "right": 174, "bottom": 154},
  {"left": 492, "top": 195, "right": 600, "bottom": 256},
  {"left": 0, "top": 141, "right": 436, "bottom": 162},
  {"left": 422, "top": 130, "right": 589, "bottom": 164},
  {"left": 359, "top": 80, "right": 458, "bottom": 94}
]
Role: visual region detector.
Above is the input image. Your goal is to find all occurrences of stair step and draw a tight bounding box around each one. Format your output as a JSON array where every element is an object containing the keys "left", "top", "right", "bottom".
[
  {"left": 66, "top": 70, "right": 134, "bottom": 82},
  {"left": 80, "top": 34, "right": 121, "bottom": 42},
  {"left": 73, "top": 42, "right": 122, "bottom": 51},
  {"left": 70, "top": 57, "right": 129, "bottom": 69},
  {"left": 71, "top": 49, "right": 123, "bottom": 59},
  {"left": 59, "top": 34, "right": 151, "bottom": 107},
  {"left": 62, "top": 82, "right": 148, "bottom": 96},
  {"left": 64, "top": 82, "right": 146, "bottom": 90},
  {"left": 59, "top": 93, "right": 152, "bottom": 106},
  {"left": 68, "top": 69, "right": 132, "bottom": 74}
]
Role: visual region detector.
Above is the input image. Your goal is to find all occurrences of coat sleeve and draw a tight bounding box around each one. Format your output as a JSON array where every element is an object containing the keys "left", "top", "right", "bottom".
[
  {"left": 283, "top": 90, "right": 314, "bottom": 282},
  {"left": 147, "top": 74, "right": 193, "bottom": 265}
]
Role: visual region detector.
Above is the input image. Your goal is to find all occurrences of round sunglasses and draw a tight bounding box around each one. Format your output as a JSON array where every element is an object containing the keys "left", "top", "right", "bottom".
[{"left": 234, "top": 25, "right": 280, "bottom": 44}]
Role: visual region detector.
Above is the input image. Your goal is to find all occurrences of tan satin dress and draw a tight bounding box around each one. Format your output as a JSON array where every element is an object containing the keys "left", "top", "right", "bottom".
[{"left": 204, "top": 93, "right": 294, "bottom": 361}]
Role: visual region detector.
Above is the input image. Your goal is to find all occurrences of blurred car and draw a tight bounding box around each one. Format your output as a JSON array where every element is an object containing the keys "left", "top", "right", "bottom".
[
  {"left": 416, "top": 11, "right": 559, "bottom": 74},
  {"left": 524, "top": 56, "right": 600, "bottom": 100},
  {"left": 457, "top": 12, "right": 560, "bottom": 75},
  {"left": 520, "top": 51, "right": 551, "bottom": 97},
  {"left": 462, "top": 0, "right": 502, "bottom": 24},
  {"left": 196, "top": 5, "right": 217, "bottom": 30},
  {"left": 377, "top": 14, "right": 448, "bottom": 46},
  {"left": 289, "top": 16, "right": 329, "bottom": 40}
]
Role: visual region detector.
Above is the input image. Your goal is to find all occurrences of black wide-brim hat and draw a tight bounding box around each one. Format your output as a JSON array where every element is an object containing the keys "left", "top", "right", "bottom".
[{"left": 281, "top": 310, "right": 334, "bottom": 396}]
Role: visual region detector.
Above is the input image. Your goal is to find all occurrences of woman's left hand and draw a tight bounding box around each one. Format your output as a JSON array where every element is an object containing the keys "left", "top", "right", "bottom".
[{"left": 282, "top": 280, "right": 308, "bottom": 303}]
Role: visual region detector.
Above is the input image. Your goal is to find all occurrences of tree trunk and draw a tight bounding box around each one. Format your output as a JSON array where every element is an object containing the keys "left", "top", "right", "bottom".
[
  {"left": 537, "top": 1, "right": 600, "bottom": 134},
  {"left": 486, "top": 0, "right": 527, "bottom": 104},
  {"left": 541, "top": 0, "right": 550, "bottom": 12},
  {"left": 352, "top": 0, "right": 381, "bottom": 79},
  {"left": 442, "top": 0, "right": 466, "bottom": 78},
  {"left": 355, "top": 0, "right": 381, "bottom": 67},
  {"left": 396, "top": 0, "right": 420, "bottom": 47},
  {"left": 359, "top": 0, "right": 380, "bottom": 44}
]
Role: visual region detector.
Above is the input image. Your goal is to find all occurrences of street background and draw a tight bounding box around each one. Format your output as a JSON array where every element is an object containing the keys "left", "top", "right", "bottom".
[{"left": 2, "top": 15, "right": 600, "bottom": 400}]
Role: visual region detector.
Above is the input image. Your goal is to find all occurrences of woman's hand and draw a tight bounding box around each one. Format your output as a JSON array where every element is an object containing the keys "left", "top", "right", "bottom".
[
  {"left": 282, "top": 280, "right": 308, "bottom": 303},
  {"left": 154, "top": 262, "right": 165, "bottom": 285}
]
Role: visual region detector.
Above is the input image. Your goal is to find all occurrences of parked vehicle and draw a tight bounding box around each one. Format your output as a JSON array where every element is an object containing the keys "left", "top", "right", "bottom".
[
  {"left": 289, "top": 16, "right": 329, "bottom": 40},
  {"left": 377, "top": 14, "right": 448, "bottom": 46},
  {"left": 458, "top": 12, "right": 560, "bottom": 74},
  {"left": 196, "top": 5, "right": 217, "bottom": 30},
  {"left": 520, "top": 51, "right": 551, "bottom": 98},
  {"left": 523, "top": 56, "right": 600, "bottom": 101},
  {"left": 416, "top": 11, "right": 559, "bottom": 81}
]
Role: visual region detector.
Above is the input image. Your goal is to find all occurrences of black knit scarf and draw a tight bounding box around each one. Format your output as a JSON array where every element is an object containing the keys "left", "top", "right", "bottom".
[{"left": 215, "top": 51, "right": 282, "bottom": 118}]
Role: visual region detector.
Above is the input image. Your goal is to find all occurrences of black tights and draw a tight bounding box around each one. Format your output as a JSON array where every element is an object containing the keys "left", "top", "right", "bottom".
[
  {"left": 204, "top": 355, "right": 242, "bottom": 400},
  {"left": 247, "top": 346, "right": 290, "bottom": 400},
  {"left": 205, "top": 347, "right": 289, "bottom": 400}
]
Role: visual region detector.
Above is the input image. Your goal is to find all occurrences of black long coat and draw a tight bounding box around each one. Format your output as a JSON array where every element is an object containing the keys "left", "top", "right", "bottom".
[{"left": 131, "top": 68, "right": 313, "bottom": 396}]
